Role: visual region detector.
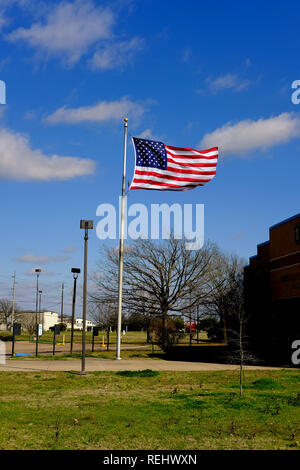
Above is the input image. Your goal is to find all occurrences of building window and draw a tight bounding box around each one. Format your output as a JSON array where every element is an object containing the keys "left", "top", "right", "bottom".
[{"left": 295, "top": 224, "right": 300, "bottom": 244}]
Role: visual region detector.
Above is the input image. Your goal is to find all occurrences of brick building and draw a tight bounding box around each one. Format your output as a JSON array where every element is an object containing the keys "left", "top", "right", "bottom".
[{"left": 244, "top": 213, "right": 300, "bottom": 363}]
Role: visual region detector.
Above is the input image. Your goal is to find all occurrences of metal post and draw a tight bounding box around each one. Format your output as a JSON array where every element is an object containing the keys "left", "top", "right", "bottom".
[
  {"left": 81, "top": 225, "right": 88, "bottom": 374},
  {"left": 35, "top": 323, "right": 39, "bottom": 357},
  {"left": 35, "top": 271, "right": 40, "bottom": 328},
  {"left": 116, "top": 117, "right": 128, "bottom": 360},
  {"left": 70, "top": 276, "right": 77, "bottom": 354},
  {"left": 34, "top": 269, "right": 41, "bottom": 356},
  {"left": 38, "top": 290, "right": 42, "bottom": 325},
  {"left": 53, "top": 328, "right": 56, "bottom": 355},
  {"left": 92, "top": 332, "right": 95, "bottom": 353},
  {"left": 79, "top": 221, "right": 93, "bottom": 375},
  {"left": 11, "top": 328, "right": 15, "bottom": 357},
  {"left": 60, "top": 282, "right": 64, "bottom": 324}
]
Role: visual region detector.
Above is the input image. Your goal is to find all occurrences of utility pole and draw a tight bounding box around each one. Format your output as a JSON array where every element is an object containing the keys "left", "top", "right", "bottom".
[
  {"left": 11, "top": 271, "right": 16, "bottom": 329},
  {"left": 60, "top": 282, "right": 64, "bottom": 324}
]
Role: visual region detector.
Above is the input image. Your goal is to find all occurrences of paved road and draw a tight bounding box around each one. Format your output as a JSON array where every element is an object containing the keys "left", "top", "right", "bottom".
[
  {"left": 0, "top": 357, "right": 284, "bottom": 372},
  {"left": 2, "top": 341, "right": 148, "bottom": 355}
]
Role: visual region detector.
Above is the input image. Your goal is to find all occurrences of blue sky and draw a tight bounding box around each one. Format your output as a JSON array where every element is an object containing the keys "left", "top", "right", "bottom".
[{"left": 0, "top": 0, "right": 299, "bottom": 314}]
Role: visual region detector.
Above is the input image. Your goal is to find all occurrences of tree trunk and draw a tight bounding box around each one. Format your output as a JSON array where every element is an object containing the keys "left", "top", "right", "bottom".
[
  {"left": 146, "top": 323, "right": 151, "bottom": 343},
  {"left": 223, "top": 314, "right": 227, "bottom": 344},
  {"left": 161, "top": 313, "right": 167, "bottom": 350},
  {"left": 240, "top": 361, "right": 243, "bottom": 397},
  {"left": 239, "top": 316, "right": 243, "bottom": 397}
]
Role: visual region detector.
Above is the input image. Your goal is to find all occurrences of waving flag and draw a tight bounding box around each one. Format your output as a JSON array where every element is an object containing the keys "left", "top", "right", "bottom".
[{"left": 130, "top": 137, "right": 218, "bottom": 191}]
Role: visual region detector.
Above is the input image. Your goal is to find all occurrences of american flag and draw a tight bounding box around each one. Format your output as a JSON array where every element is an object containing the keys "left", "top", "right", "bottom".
[{"left": 130, "top": 137, "right": 218, "bottom": 191}]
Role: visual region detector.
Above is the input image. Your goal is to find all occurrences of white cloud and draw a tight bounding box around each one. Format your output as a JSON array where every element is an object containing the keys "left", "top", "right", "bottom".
[
  {"left": 7, "top": 0, "right": 114, "bottom": 66},
  {"left": 45, "top": 97, "right": 146, "bottom": 125},
  {"left": 181, "top": 47, "right": 191, "bottom": 63},
  {"left": 90, "top": 37, "right": 144, "bottom": 70},
  {"left": 15, "top": 254, "right": 71, "bottom": 264},
  {"left": 245, "top": 58, "right": 252, "bottom": 68},
  {"left": 6, "top": 0, "right": 143, "bottom": 69},
  {"left": 0, "top": 127, "right": 95, "bottom": 180},
  {"left": 137, "top": 129, "right": 163, "bottom": 141},
  {"left": 138, "top": 129, "right": 154, "bottom": 139},
  {"left": 63, "top": 245, "right": 77, "bottom": 253},
  {"left": 200, "top": 112, "right": 300, "bottom": 156},
  {"left": 24, "top": 269, "right": 57, "bottom": 277},
  {"left": 207, "top": 73, "right": 252, "bottom": 92},
  {"left": 0, "top": 9, "right": 6, "bottom": 31}
]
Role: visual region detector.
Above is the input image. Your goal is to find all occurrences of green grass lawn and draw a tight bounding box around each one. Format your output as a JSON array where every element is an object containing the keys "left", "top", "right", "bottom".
[
  {"left": 14, "top": 329, "right": 209, "bottom": 346},
  {"left": 9, "top": 349, "right": 164, "bottom": 360},
  {"left": 0, "top": 369, "right": 299, "bottom": 450},
  {"left": 16, "top": 330, "right": 149, "bottom": 345}
]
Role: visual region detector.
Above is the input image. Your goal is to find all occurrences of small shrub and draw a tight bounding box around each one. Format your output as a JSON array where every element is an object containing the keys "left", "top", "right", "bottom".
[
  {"left": 116, "top": 369, "right": 159, "bottom": 377},
  {"left": 250, "top": 378, "right": 283, "bottom": 390},
  {"left": 150, "top": 317, "right": 185, "bottom": 351},
  {"left": 0, "top": 331, "right": 13, "bottom": 342},
  {"left": 198, "top": 316, "right": 223, "bottom": 341}
]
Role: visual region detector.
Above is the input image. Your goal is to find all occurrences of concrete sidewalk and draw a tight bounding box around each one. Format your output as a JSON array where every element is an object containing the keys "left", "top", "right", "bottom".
[{"left": 0, "top": 357, "right": 284, "bottom": 372}]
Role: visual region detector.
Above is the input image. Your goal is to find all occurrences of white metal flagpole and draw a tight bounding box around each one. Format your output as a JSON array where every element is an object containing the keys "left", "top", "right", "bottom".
[
  {"left": 116, "top": 117, "right": 128, "bottom": 360},
  {"left": 11, "top": 271, "right": 16, "bottom": 328}
]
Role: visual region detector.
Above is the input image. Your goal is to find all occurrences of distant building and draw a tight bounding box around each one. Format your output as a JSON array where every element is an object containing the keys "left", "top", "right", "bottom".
[
  {"left": 1, "top": 311, "right": 95, "bottom": 333},
  {"left": 244, "top": 213, "right": 300, "bottom": 363},
  {"left": 41, "top": 311, "right": 59, "bottom": 331},
  {"left": 65, "top": 317, "right": 95, "bottom": 331},
  {"left": 17, "top": 311, "right": 59, "bottom": 332}
]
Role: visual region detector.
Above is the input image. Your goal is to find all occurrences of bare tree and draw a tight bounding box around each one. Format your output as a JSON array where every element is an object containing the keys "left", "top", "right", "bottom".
[
  {"left": 18, "top": 313, "right": 36, "bottom": 340},
  {"left": 89, "top": 302, "right": 118, "bottom": 351},
  {"left": 90, "top": 238, "right": 222, "bottom": 350},
  {"left": 225, "top": 272, "right": 257, "bottom": 397},
  {"left": 0, "top": 299, "right": 21, "bottom": 330},
  {"left": 205, "top": 254, "right": 246, "bottom": 343}
]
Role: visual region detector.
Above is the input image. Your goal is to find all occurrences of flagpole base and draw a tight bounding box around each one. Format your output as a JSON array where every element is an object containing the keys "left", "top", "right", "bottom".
[{"left": 115, "top": 356, "right": 122, "bottom": 360}]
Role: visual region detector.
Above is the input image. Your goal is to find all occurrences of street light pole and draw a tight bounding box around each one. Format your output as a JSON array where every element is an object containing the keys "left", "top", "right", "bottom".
[
  {"left": 80, "top": 220, "right": 93, "bottom": 375},
  {"left": 70, "top": 268, "right": 80, "bottom": 354},
  {"left": 35, "top": 269, "right": 41, "bottom": 328},
  {"left": 60, "top": 282, "right": 64, "bottom": 324},
  {"left": 38, "top": 290, "right": 42, "bottom": 325},
  {"left": 34, "top": 268, "right": 41, "bottom": 357}
]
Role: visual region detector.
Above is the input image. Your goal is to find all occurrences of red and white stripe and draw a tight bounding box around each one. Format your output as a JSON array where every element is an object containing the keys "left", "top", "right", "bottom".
[{"left": 130, "top": 145, "right": 218, "bottom": 191}]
